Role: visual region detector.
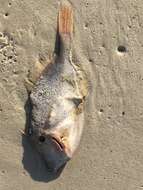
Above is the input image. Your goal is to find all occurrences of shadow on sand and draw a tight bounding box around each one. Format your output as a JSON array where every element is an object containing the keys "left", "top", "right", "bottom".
[{"left": 22, "top": 97, "right": 65, "bottom": 182}]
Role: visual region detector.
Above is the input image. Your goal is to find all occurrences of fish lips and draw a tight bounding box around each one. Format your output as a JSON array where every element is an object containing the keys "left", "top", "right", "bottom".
[{"left": 50, "top": 136, "right": 65, "bottom": 152}]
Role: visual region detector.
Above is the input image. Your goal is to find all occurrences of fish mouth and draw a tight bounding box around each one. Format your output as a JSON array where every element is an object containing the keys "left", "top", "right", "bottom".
[{"left": 51, "top": 136, "right": 65, "bottom": 152}]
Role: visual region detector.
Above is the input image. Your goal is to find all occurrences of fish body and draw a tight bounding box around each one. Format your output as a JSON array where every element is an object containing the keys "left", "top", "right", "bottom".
[{"left": 29, "top": 3, "right": 88, "bottom": 172}]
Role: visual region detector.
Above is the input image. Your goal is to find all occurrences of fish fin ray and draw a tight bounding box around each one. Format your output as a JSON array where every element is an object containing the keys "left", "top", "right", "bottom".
[{"left": 58, "top": 3, "right": 73, "bottom": 37}]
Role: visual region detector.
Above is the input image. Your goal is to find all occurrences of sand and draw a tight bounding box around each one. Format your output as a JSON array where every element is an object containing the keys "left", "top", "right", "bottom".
[{"left": 0, "top": 0, "right": 143, "bottom": 189}]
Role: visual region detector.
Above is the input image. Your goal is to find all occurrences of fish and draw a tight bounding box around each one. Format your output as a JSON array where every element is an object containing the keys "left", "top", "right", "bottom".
[{"left": 28, "top": 2, "right": 88, "bottom": 173}]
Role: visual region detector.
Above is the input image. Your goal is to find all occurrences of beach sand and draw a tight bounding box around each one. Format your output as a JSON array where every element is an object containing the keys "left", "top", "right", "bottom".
[{"left": 1, "top": 0, "right": 143, "bottom": 189}]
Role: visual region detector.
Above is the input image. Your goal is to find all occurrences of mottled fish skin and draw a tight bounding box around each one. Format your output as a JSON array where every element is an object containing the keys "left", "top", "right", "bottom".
[{"left": 29, "top": 2, "right": 88, "bottom": 172}]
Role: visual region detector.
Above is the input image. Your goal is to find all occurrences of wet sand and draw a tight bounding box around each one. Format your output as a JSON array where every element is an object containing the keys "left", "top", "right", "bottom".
[{"left": 1, "top": 0, "right": 143, "bottom": 189}]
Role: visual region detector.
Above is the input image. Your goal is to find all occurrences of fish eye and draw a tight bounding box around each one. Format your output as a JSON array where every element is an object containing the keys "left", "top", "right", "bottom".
[
  {"left": 71, "top": 98, "right": 82, "bottom": 107},
  {"left": 39, "top": 135, "right": 46, "bottom": 143}
]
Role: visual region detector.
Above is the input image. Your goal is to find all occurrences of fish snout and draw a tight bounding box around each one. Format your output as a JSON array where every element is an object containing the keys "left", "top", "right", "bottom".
[
  {"left": 48, "top": 134, "right": 72, "bottom": 158},
  {"left": 37, "top": 133, "right": 70, "bottom": 172}
]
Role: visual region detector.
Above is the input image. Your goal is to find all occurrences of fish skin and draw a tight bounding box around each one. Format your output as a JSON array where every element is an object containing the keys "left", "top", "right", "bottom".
[{"left": 29, "top": 2, "right": 88, "bottom": 173}]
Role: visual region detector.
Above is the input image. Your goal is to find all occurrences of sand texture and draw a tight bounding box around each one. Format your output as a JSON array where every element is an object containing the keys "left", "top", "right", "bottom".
[{"left": 1, "top": 0, "right": 143, "bottom": 189}]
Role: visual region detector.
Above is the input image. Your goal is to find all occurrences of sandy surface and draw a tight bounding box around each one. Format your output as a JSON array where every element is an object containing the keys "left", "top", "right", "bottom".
[{"left": 1, "top": 0, "right": 143, "bottom": 189}]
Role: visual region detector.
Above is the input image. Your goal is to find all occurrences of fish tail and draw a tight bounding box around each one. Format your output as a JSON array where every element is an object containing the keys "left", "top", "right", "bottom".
[{"left": 58, "top": 2, "right": 73, "bottom": 38}]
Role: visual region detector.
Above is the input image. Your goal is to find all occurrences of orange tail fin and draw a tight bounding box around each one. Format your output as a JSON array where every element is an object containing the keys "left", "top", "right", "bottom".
[{"left": 58, "top": 3, "right": 73, "bottom": 36}]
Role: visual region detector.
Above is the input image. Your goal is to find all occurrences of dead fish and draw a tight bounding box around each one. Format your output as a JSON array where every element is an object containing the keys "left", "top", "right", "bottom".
[{"left": 29, "top": 2, "right": 88, "bottom": 173}]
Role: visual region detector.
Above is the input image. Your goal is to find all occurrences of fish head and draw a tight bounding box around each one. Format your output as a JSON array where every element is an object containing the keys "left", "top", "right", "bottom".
[{"left": 30, "top": 99, "right": 84, "bottom": 173}]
